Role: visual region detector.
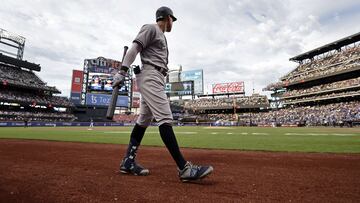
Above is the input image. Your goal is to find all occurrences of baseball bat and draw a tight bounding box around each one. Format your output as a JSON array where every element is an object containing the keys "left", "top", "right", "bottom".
[{"left": 106, "top": 46, "right": 129, "bottom": 119}]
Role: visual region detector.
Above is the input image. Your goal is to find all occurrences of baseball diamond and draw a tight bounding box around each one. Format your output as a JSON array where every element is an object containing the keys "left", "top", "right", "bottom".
[
  {"left": 0, "top": 135, "right": 359, "bottom": 202},
  {"left": 1, "top": 1, "right": 360, "bottom": 202}
]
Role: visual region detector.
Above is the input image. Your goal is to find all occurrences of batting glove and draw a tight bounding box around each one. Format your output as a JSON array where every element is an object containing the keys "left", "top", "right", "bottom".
[{"left": 112, "top": 70, "right": 127, "bottom": 87}]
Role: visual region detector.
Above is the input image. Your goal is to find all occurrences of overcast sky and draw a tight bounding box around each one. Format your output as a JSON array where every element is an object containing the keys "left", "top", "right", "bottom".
[{"left": 1, "top": 0, "right": 360, "bottom": 97}]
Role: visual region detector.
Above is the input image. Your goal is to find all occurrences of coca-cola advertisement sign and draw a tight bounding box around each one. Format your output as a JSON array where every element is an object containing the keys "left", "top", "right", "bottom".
[{"left": 212, "top": 82, "right": 245, "bottom": 94}]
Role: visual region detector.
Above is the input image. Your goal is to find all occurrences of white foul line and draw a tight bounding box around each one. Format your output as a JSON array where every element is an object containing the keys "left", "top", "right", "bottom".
[{"left": 285, "top": 133, "right": 357, "bottom": 136}]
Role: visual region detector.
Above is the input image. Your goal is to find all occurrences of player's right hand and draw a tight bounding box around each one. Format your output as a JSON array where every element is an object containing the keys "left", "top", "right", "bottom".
[{"left": 112, "top": 70, "right": 127, "bottom": 87}]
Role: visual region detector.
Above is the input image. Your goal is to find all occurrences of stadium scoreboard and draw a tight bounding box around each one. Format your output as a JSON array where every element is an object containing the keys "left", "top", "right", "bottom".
[
  {"left": 70, "top": 57, "right": 129, "bottom": 107},
  {"left": 165, "top": 81, "right": 194, "bottom": 96}
]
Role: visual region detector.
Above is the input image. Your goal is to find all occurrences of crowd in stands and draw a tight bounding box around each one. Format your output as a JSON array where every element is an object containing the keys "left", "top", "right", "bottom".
[
  {"left": 113, "top": 114, "right": 139, "bottom": 123},
  {"left": 184, "top": 95, "right": 269, "bottom": 110},
  {"left": 283, "top": 89, "right": 360, "bottom": 104},
  {"left": 191, "top": 101, "right": 359, "bottom": 126},
  {"left": 0, "top": 110, "right": 76, "bottom": 122},
  {"left": 186, "top": 98, "right": 233, "bottom": 109},
  {"left": 265, "top": 45, "right": 360, "bottom": 90},
  {"left": 0, "top": 90, "right": 74, "bottom": 107},
  {"left": 0, "top": 65, "right": 59, "bottom": 92},
  {"left": 170, "top": 100, "right": 185, "bottom": 113},
  {"left": 250, "top": 101, "right": 359, "bottom": 126},
  {"left": 283, "top": 77, "right": 360, "bottom": 98},
  {"left": 197, "top": 114, "right": 237, "bottom": 122}
]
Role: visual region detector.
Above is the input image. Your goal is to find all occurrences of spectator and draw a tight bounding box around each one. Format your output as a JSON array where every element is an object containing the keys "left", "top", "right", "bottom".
[
  {"left": 0, "top": 109, "right": 76, "bottom": 122},
  {"left": 0, "top": 89, "right": 74, "bottom": 107},
  {"left": 283, "top": 77, "right": 360, "bottom": 98},
  {"left": 182, "top": 101, "right": 359, "bottom": 127},
  {"left": 184, "top": 95, "right": 269, "bottom": 110},
  {"left": 265, "top": 46, "right": 360, "bottom": 90},
  {"left": 0, "top": 65, "right": 59, "bottom": 92}
]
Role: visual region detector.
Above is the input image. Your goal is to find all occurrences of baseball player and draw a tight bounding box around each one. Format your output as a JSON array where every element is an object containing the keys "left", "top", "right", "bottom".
[
  {"left": 113, "top": 6, "right": 213, "bottom": 182},
  {"left": 88, "top": 118, "right": 94, "bottom": 130}
]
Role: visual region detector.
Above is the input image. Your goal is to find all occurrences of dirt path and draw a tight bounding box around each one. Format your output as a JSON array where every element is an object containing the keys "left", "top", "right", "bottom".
[{"left": 0, "top": 139, "right": 359, "bottom": 202}]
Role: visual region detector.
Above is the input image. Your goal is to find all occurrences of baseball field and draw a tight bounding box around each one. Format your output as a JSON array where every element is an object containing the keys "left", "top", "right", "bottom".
[{"left": 1, "top": 126, "right": 360, "bottom": 202}]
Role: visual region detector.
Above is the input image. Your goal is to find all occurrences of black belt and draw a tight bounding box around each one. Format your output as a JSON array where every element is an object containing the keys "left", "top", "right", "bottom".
[
  {"left": 144, "top": 63, "right": 168, "bottom": 76},
  {"left": 154, "top": 66, "right": 168, "bottom": 76}
]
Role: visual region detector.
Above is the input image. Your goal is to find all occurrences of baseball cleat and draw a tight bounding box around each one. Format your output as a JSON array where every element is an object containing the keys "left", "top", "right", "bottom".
[
  {"left": 178, "top": 161, "right": 213, "bottom": 182},
  {"left": 119, "top": 158, "right": 149, "bottom": 176}
]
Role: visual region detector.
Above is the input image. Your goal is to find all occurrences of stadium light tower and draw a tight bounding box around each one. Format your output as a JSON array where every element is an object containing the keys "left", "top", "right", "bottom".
[{"left": 0, "top": 28, "right": 26, "bottom": 60}]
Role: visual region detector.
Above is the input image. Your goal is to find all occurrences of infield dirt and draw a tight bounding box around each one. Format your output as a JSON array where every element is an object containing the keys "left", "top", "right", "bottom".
[{"left": 0, "top": 139, "right": 359, "bottom": 202}]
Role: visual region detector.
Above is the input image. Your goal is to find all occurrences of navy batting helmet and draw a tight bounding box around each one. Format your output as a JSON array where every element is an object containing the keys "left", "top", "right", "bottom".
[{"left": 156, "top": 6, "right": 177, "bottom": 22}]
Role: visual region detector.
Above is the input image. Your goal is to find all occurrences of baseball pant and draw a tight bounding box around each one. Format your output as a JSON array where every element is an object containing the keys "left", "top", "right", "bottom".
[{"left": 136, "top": 64, "right": 173, "bottom": 126}]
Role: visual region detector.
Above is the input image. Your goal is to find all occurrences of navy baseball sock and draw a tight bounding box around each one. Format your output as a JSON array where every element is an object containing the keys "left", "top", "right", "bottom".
[
  {"left": 124, "top": 123, "right": 147, "bottom": 160},
  {"left": 159, "top": 123, "right": 187, "bottom": 170}
]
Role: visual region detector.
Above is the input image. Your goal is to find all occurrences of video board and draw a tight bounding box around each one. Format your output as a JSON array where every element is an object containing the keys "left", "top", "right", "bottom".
[
  {"left": 180, "top": 69, "right": 203, "bottom": 95},
  {"left": 80, "top": 57, "right": 129, "bottom": 107},
  {"left": 165, "top": 81, "right": 194, "bottom": 96}
]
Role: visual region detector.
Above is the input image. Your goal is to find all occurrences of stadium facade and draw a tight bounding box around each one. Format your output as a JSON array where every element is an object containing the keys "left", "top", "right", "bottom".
[
  {"left": 262, "top": 32, "right": 360, "bottom": 127},
  {"left": 0, "top": 29, "right": 75, "bottom": 125},
  {"left": 1, "top": 28, "right": 358, "bottom": 127}
]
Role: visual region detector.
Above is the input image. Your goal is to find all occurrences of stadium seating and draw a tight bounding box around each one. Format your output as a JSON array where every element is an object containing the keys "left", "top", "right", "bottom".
[
  {"left": 283, "top": 90, "right": 360, "bottom": 105},
  {"left": 113, "top": 114, "right": 139, "bottom": 123},
  {"left": 0, "top": 63, "right": 75, "bottom": 122},
  {"left": 282, "top": 77, "right": 360, "bottom": 98},
  {"left": 0, "top": 65, "right": 59, "bottom": 92},
  {"left": 248, "top": 101, "right": 359, "bottom": 126},
  {"left": 0, "top": 89, "right": 74, "bottom": 107},
  {"left": 184, "top": 95, "right": 269, "bottom": 110},
  {"left": 188, "top": 101, "right": 359, "bottom": 126},
  {"left": 265, "top": 46, "right": 360, "bottom": 90},
  {"left": 0, "top": 110, "right": 76, "bottom": 122},
  {"left": 282, "top": 46, "right": 360, "bottom": 82}
]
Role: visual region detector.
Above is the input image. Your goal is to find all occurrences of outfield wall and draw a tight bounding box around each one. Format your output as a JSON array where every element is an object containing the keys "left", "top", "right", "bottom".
[
  {"left": 0, "top": 121, "right": 213, "bottom": 127},
  {"left": 0, "top": 121, "right": 125, "bottom": 127},
  {"left": 0, "top": 121, "right": 358, "bottom": 127}
]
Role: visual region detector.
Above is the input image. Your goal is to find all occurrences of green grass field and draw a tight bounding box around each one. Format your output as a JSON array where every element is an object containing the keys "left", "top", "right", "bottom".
[{"left": 0, "top": 126, "right": 360, "bottom": 153}]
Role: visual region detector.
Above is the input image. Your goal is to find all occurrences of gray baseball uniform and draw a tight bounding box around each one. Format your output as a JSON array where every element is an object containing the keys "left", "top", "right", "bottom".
[
  {"left": 133, "top": 24, "right": 173, "bottom": 126},
  {"left": 119, "top": 8, "right": 213, "bottom": 181}
]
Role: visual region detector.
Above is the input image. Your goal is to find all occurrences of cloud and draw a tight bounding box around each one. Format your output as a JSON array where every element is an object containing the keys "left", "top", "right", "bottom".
[{"left": 1, "top": 0, "right": 360, "bottom": 97}]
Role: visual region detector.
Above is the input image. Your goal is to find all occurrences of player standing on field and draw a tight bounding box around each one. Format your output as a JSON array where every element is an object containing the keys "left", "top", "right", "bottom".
[
  {"left": 112, "top": 6, "right": 213, "bottom": 182},
  {"left": 89, "top": 118, "right": 94, "bottom": 129}
]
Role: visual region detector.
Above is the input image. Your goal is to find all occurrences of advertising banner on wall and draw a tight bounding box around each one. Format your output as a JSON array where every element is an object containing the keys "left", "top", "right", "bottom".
[
  {"left": 70, "top": 92, "right": 81, "bottom": 105},
  {"left": 71, "top": 70, "right": 83, "bottom": 93},
  {"left": 212, "top": 82, "right": 245, "bottom": 94},
  {"left": 85, "top": 93, "right": 128, "bottom": 107}
]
